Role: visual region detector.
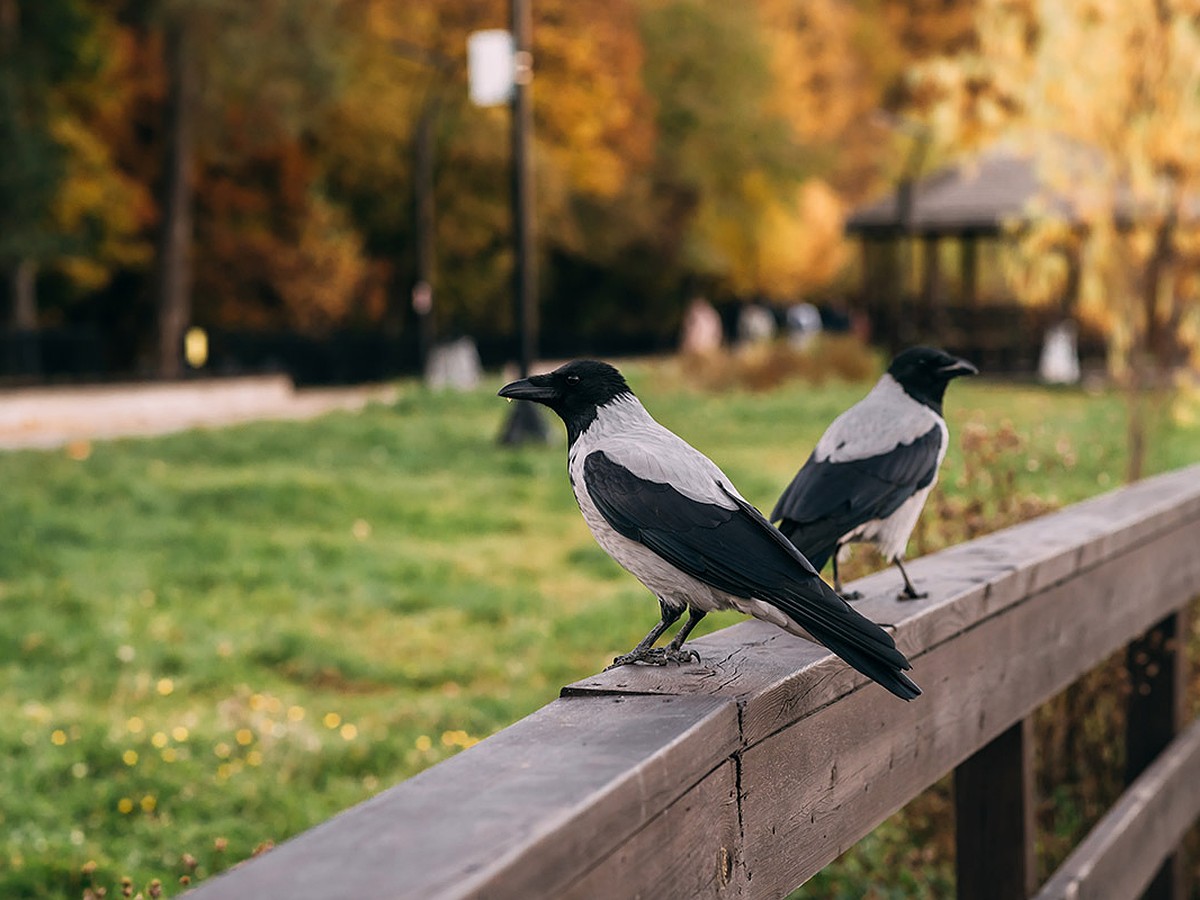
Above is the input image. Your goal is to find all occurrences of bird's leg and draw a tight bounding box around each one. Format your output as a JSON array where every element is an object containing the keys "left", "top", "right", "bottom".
[
  {"left": 894, "top": 558, "right": 927, "bottom": 600},
  {"left": 660, "top": 608, "right": 706, "bottom": 664},
  {"left": 606, "top": 601, "right": 685, "bottom": 669},
  {"left": 833, "top": 545, "right": 862, "bottom": 601}
]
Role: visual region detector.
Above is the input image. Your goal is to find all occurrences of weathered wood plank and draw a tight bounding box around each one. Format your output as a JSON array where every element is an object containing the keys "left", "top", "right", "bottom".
[
  {"left": 1033, "top": 715, "right": 1200, "bottom": 900},
  {"left": 566, "top": 463, "right": 1200, "bottom": 750},
  {"left": 736, "top": 520, "right": 1200, "bottom": 897},
  {"left": 189, "top": 694, "right": 738, "bottom": 900},
  {"left": 954, "top": 718, "right": 1037, "bottom": 900},
  {"left": 567, "top": 483, "right": 1200, "bottom": 762},
  {"left": 1125, "top": 609, "right": 1190, "bottom": 900},
  {"left": 559, "top": 760, "right": 743, "bottom": 899}
]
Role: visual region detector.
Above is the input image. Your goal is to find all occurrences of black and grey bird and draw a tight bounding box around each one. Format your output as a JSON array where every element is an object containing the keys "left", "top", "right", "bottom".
[
  {"left": 498, "top": 359, "right": 920, "bottom": 701},
  {"left": 771, "top": 346, "right": 977, "bottom": 600}
]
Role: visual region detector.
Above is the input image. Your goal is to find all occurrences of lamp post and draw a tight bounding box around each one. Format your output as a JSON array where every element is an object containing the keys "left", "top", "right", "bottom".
[
  {"left": 496, "top": 0, "right": 550, "bottom": 444},
  {"left": 510, "top": 0, "right": 535, "bottom": 381}
]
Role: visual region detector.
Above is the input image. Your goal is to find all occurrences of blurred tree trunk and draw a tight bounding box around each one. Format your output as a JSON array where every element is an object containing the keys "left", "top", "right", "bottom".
[
  {"left": 1126, "top": 200, "right": 1179, "bottom": 483},
  {"left": 155, "top": 17, "right": 195, "bottom": 379},
  {"left": 10, "top": 259, "right": 36, "bottom": 328},
  {"left": 1, "top": 0, "right": 35, "bottom": 337}
]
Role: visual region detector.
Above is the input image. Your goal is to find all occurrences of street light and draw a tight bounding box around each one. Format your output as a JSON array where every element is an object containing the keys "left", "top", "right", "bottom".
[{"left": 470, "top": 1, "right": 550, "bottom": 444}]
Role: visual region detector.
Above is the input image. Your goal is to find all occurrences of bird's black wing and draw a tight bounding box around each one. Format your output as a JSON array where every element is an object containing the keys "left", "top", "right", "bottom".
[
  {"left": 583, "top": 451, "right": 919, "bottom": 699},
  {"left": 770, "top": 425, "right": 943, "bottom": 569}
]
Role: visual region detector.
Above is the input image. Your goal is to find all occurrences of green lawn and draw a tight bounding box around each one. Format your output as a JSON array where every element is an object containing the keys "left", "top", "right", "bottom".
[{"left": 1, "top": 358, "right": 1197, "bottom": 898}]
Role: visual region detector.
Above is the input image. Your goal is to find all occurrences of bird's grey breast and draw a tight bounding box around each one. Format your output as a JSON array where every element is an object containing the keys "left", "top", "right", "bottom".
[{"left": 814, "top": 374, "right": 945, "bottom": 463}]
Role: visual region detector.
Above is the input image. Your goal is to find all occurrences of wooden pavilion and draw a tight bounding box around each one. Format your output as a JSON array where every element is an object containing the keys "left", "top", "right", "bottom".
[{"left": 845, "top": 145, "right": 1104, "bottom": 372}]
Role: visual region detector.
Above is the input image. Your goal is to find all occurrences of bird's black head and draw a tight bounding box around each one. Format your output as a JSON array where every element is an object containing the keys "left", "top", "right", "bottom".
[
  {"left": 886, "top": 346, "right": 978, "bottom": 414},
  {"left": 498, "top": 359, "right": 634, "bottom": 444}
]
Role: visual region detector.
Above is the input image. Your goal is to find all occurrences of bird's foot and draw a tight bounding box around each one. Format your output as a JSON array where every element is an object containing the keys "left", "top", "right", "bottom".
[
  {"left": 839, "top": 589, "right": 863, "bottom": 602},
  {"left": 606, "top": 645, "right": 701, "bottom": 670},
  {"left": 897, "top": 589, "right": 927, "bottom": 601}
]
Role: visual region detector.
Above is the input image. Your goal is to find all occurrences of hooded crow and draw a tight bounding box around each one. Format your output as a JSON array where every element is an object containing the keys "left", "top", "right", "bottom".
[
  {"left": 771, "top": 346, "right": 977, "bottom": 600},
  {"left": 498, "top": 359, "right": 920, "bottom": 701}
]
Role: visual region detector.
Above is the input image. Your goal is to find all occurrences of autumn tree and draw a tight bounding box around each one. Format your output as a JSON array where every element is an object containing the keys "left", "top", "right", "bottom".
[
  {"left": 321, "top": 0, "right": 659, "bottom": 342},
  {"left": 104, "top": 0, "right": 356, "bottom": 375},
  {"left": 635, "top": 0, "right": 793, "bottom": 299},
  {"left": 0, "top": 0, "right": 96, "bottom": 335},
  {"left": 907, "top": 0, "right": 1200, "bottom": 477},
  {"left": 4, "top": 0, "right": 1020, "bottom": 377}
]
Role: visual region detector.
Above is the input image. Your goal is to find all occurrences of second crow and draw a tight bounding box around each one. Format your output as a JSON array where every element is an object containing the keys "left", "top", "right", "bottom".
[{"left": 772, "top": 346, "right": 976, "bottom": 599}]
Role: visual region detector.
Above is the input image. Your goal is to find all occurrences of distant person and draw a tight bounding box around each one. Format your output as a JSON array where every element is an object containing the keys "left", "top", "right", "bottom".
[
  {"left": 737, "top": 303, "right": 776, "bottom": 345},
  {"left": 786, "top": 303, "right": 823, "bottom": 350},
  {"left": 1039, "top": 320, "right": 1080, "bottom": 385},
  {"left": 679, "top": 297, "right": 723, "bottom": 355}
]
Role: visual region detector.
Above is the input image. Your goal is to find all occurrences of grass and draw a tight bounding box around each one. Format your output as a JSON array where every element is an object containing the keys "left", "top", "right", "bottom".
[{"left": 0, "top": 355, "right": 1198, "bottom": 898}]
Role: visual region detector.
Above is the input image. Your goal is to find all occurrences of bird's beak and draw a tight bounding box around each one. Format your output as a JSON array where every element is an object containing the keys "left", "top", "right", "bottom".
[
  {"left": 938, "top": 358, "right": 978, "bottom": 378},
  {"left": 497, "top": 374, "right": 558, "bottom": 404}
]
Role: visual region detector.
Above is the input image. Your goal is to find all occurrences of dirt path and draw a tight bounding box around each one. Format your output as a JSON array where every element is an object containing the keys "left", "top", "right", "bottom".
[{"left": 0, "top": 375, "right": 398, "bottom": 450}]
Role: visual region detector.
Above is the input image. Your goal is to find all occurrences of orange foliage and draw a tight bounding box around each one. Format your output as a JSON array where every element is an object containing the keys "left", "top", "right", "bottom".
[
  {"left": 34, "top": 0, "right": 1010, "bottom": 339},
  {"left": 195, "top": 139, "right": 369, "bottom": 332},
  {"left": 533, "top": 0, "right": 654, "bottom": 199}
]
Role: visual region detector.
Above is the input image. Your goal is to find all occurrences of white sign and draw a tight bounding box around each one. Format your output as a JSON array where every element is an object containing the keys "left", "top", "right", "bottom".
[{"left": 467, "top": 30, "right": 514, "bottom": 107}]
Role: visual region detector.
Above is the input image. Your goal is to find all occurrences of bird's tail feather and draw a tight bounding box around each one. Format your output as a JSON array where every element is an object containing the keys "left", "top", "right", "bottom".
[
  {"left": 773, "top": 585, "right": 921, "bottom": 701},
  {"left": 810, "top": 629, "right": 922, "bottom": 700},
  {"left": 776, "top": 518, "right": 838, "bottom": 573}
]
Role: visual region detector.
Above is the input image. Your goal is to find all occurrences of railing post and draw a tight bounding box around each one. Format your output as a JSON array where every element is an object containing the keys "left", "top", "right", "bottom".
[
  {"left": 1126, "top": 608, "right": 1189, "bottom": 900},
  {"left": 954, "top": 717, "right": 1037, "bottom": 900}
]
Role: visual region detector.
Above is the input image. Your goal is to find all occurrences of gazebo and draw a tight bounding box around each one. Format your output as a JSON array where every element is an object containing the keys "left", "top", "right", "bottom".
[{"left": 845, "top": 145, "right": 1103, "bottom": 372}]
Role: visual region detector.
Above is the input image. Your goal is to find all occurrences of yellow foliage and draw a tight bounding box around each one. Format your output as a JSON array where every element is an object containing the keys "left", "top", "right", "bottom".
[
  {"left": 717, "top": 177, "right": 850, "bottom": 298},
  {"left": 910, "top": 0, "right": 1200, "bottom": 372},
  {"left": 40, "top": 17, "right": 155, "bottom": 290},
  {"left": 49, "top": 115, "right": 155, "bottom": 290},
  {"left": 267, "top": 194, "right": 371, "bottom": 332},
  {"left": 759, "top": 179, "right": 850, "bottom": 296},
  {"left": 757, "top": 0, "right": 861, "bottom": 144},
  {"left": 533, "top": 0, "right": 653, "bottom": 199}
]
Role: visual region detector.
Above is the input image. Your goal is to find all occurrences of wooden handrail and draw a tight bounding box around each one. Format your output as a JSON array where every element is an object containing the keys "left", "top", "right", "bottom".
[
  {"left": 190, "top": 463, "right": 1200, "bottom": 899},
  {"left": 1034, "top": 716, "right": 1200, "bottom": 900}
]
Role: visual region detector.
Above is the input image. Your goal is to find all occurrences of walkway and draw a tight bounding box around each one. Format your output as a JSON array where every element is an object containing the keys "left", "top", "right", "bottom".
[{"left": 0, "top": 375, "right": 398, "bottom": 450}]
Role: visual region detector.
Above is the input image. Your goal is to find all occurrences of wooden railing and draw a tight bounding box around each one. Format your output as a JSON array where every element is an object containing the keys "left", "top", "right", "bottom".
[{"left": 191, "top": 463, "right": 1200, "bottom": 899}]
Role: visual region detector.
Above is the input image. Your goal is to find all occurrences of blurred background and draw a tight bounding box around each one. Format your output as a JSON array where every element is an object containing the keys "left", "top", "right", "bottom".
[
  {"left": 3, "top": 0, "right": 1197, "bottom": 388},
  {"left": 3, "top": 1, "right": 1200, "bottom": 898}
]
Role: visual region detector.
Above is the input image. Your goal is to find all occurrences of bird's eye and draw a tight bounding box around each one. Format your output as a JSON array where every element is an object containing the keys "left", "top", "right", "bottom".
[{"left": 565, "top": 374, "right": 580, "bottom": 386}]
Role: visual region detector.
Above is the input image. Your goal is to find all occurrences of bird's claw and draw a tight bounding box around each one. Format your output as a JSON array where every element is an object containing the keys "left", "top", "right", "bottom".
[
  {"left": 897, "top": 589, "right": 927, "bottom": 601},
  {"left": 839, "top": 589, "right": 863, "bottom": 601},
  {"left": 606, "top": 646, "right": 700, "bottom": 670}
]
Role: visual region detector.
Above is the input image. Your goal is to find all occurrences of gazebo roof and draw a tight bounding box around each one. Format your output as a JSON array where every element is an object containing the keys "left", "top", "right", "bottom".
[{"left": 846, "top": 145, "right": 1078, "bottom": 236}]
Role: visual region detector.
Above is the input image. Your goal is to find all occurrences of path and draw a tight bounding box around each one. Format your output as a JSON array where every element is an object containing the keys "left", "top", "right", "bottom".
[{"left": 0, "top": 375, "right": 398, "bottom": 450}]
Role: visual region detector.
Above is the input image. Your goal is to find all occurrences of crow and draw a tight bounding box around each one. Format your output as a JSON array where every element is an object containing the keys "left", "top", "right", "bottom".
[
  {"left": 498, "top": 359, "right": 920, "bottom": 701},
  {"left": 771, "top": 346, "right": 977, "bottom": 600}
]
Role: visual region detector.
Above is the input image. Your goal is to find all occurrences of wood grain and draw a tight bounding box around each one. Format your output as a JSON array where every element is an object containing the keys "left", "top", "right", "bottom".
[
  {"left": 954, "top": 718, "right": 1037, "bottom": 900},
  {"left": 189, "top": 694, "right": 738, "bottom": 900},
  {"left": 558, "top": 760, "right": 743, "bottom": 899},
  {"left": 737, "top": 521, "right": 1200, "bottom": 896},
  {"left": 1033, "top": 716, "right": 1200, "bottom": 900}
]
